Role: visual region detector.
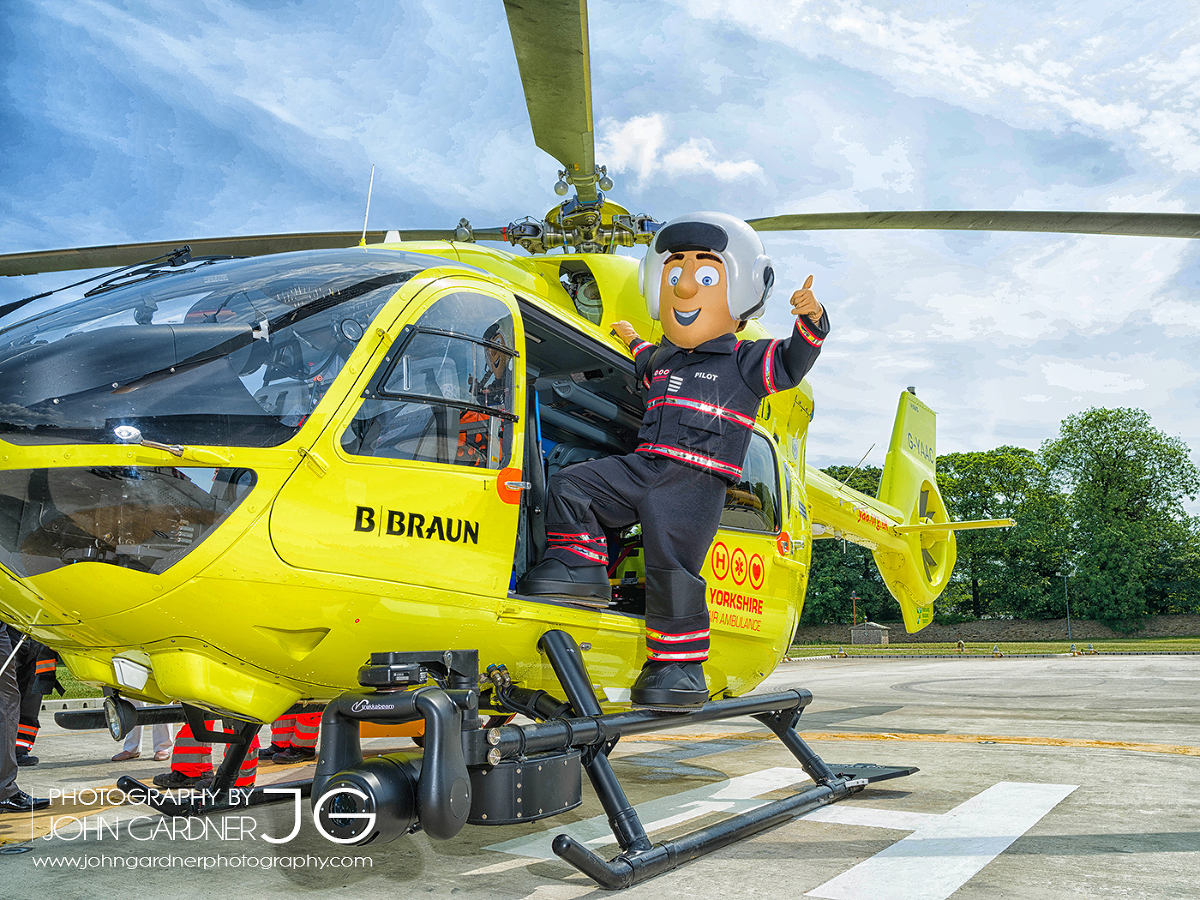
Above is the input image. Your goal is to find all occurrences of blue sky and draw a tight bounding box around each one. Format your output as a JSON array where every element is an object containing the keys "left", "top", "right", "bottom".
[{"left": 3, "top": 0, "right": 1199, "bottom": 507}]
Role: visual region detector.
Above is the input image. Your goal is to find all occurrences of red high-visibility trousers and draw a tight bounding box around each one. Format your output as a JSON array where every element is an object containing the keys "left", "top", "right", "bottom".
[
  {"left": 270, "top": 712, "right": 320, "bottom": 750},
  {"left": 170, "top": 721, "right": 260, "bottom": 787}
]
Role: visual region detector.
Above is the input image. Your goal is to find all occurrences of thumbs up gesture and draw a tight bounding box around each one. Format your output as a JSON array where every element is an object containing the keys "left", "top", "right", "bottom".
[{"left": 789, "top": 275, "right": 823, "bottom": 321}]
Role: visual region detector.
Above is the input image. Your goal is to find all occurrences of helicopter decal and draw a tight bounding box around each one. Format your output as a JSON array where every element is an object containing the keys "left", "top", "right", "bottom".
[{"left": 352, "top": 506, "right": 481, "bottom": 544}]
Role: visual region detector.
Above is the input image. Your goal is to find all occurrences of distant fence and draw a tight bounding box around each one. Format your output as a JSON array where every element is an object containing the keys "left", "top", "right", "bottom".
[{"left": 793, "top": 613, "right": 1200, "bottom": 644}]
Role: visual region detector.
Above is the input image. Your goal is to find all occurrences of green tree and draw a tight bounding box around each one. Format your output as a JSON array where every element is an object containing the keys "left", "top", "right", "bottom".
[
  {"left": 800, "top": 465, "right": 892, "bottom": 626},
  {"left": 1041, "top": 407, "right": 1200, "bottom": 630},
  {"left": 937, "top": 447, "right": 1069, "bottom": 620}
]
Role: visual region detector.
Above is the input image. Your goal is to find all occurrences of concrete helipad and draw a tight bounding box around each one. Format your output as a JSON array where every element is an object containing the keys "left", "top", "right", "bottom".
[{"left": 2, "top": 654, "right": 1196, "bottom": 899}]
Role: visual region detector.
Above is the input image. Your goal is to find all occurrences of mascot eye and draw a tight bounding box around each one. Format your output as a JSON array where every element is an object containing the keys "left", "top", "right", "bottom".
[
  {"left": 695, "top": 265, "right": 721, "bottom": 287},
  {"left": 667, "top": 266, "right": 683, "bottom": 286}
]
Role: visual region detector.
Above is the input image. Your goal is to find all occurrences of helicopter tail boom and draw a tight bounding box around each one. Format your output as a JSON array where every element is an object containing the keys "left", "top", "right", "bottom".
[{"left": 806, "top": 390, "right": 960, "bottom": 632}]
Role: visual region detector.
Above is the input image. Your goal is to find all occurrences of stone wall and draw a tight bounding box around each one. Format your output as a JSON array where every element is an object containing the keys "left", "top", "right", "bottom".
[{"left": 793, "top": 612, "right": 1200, "bottom": 644}]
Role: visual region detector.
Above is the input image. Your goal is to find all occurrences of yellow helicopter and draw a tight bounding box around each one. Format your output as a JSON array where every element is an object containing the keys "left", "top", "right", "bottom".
[{"left": 1, "top": 0, "right": 1197, "bottom": 882}]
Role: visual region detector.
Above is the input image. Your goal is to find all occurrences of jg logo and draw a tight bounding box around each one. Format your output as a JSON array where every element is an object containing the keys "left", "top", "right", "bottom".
[{"left": 267, "top": 787, "right": 376, "bottom": 845}]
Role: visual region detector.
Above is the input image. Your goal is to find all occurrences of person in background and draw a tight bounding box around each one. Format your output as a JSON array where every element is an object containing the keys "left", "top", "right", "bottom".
[
  {"left": 111, "top": 699, "right": 173, "bottom": 763},
  {"left": 0, "top": 623, "right": 49, "bottom": 813},
  {"left": 258, "top": 711, "right": 320, "bottom": 764},
  {"left": 152, "top": 718, "right": 259, "bottom": 790},
  {"left": 8, "top": 624, "right": 63, "bottom": 767}
]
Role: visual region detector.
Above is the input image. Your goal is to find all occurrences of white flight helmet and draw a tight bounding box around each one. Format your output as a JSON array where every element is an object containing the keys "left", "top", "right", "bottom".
[{"left": 638, "top": 211, "right": 774, "bottom": 321}]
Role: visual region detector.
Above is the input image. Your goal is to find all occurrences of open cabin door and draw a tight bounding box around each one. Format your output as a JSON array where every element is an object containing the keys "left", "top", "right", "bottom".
[{"left": 269, "top": 282, "right": 526, "bottom": 597}]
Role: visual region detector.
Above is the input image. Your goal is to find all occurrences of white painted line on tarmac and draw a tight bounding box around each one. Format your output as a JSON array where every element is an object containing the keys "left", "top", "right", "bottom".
[
  {"left": 516, "top": 885, "right": 594, "bottom": 900},
  {"left": 801, "top": 805, "right": 942, "bottom": 831},
  {"left": 461, "top": 856, "right": 540, "bottom": 877},
  {"left": 486, "top": 768, "right": 1076, "bottom": 900},
  {"left": 805, "top": 781, "right": 1078, "bottom": 900}
]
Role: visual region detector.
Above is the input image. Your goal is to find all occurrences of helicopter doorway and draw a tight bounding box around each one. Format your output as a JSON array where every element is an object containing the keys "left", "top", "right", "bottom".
[{"left": 513, "top": 301, "right": 647, "bottom": 614}]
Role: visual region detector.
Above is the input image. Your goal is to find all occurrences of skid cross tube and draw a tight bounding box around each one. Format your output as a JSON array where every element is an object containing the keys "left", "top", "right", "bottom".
[
  {"left": 486, "top": 688, "right": 815, "bottom": 758},
  {"left": 527, "top": 629, "right": 866, "bottom": 889}
]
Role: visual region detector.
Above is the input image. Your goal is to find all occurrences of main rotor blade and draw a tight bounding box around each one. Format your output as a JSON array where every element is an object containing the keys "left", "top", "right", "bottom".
[
  {"left": 504, "top": 0, "right": 596, "bottom": 202},
  {"left": 747, "top": 210, "right": 1200, "bottom": 239},
  {"left": 0, "top": 229, "right": 468, "bottom": 277}
]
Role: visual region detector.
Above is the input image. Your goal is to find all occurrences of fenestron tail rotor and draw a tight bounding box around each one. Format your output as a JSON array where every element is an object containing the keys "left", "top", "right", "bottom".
[{"left": 921, "top": 548, "right": 938, "bottom": 582}]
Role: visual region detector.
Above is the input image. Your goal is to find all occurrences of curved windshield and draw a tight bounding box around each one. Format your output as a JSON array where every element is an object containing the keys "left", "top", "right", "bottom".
[{"left": 0, "top": 249, "right": 441, "bottom": 447}]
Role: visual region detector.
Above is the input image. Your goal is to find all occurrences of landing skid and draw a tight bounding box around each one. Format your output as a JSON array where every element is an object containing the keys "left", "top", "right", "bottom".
[
  {"left": 96, "top": 633, "right": 914, "bottom": 886},
  {"left": 308, "top": 631, "right": 916, "bottom": 890}
]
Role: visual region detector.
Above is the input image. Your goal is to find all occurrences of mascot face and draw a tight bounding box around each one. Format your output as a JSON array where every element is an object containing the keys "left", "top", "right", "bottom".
[{"left": 658, "top": 250, "right": 738, "bottom": 349}]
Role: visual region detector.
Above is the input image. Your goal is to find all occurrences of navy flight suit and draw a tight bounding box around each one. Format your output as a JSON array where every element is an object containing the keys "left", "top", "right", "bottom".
[{"left": 542, "top": 310, "right": 829, "bottom": 663}]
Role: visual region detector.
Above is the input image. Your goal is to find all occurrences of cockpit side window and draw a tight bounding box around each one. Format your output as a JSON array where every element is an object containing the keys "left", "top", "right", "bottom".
[
  {"left": 720, "top": 431, "right": 781, "bottom": 533},
  {"left": 340, "top": 292, "right": 518, "bottom": 470}
]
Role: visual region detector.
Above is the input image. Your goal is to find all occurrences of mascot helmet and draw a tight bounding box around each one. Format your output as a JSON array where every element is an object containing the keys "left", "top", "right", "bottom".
[{"left": 638, "top": 211, "right": 774, "bottom": 321}]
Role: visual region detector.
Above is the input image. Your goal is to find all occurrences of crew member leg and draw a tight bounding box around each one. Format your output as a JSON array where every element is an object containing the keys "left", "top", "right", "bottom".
[
  {"left": 260, "top": 714, "right": 295, "bottom": 761},
  {"left": 155, "top": 720, "right": 258, "bottom": 788},
  {"left": 15, "top": 664, "right": 41, "bottom": 767},
  {"left": 518, "top": 455, "right": 645, "bottom": 599},
  {"left": 154, "top": 721, "right": 214, "bottom": 787},
  {"left": 271, "top": 711, "right": 319, "bottom": 764},
  {"left": 0, "top": 629, "right": 20, "bottom": 803},
  {"left": 630, "top": 461, "right": 725, "bottom": 708}
]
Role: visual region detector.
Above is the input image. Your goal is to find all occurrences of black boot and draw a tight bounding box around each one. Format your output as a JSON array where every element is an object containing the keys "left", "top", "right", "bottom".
[
  {"left": 630, "top": 660, "right": 708, "bottom": 709},
  {"left": 517, "top": 558, "right": 611, "bottom": 601}
]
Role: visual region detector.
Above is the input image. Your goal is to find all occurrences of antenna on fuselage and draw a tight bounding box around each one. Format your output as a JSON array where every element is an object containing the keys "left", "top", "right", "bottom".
[
  {"left": 836, "top": 443, "right": 876, "bottom": 497},
  {"left": 359, "top": 164, "right": 376, "bottom": 247}
]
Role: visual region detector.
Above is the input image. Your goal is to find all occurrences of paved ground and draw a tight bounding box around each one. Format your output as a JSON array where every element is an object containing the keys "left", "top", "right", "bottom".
[{"left": 1, "top": 654, "right": 1196, "bottom": 899}]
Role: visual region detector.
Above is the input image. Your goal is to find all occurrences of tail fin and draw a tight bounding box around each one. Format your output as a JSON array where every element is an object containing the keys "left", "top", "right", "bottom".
[{"left": 873, "top": 391, "right": 955, "bottom": 632}]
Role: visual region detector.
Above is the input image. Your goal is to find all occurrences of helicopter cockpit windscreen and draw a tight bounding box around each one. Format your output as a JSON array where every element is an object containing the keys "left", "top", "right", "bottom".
[{"left": 0, "top": 249, "right": 437, "bottom": 448}]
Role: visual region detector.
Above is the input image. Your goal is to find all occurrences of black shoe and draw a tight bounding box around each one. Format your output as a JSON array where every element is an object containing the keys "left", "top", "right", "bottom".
[
  {"left": 517, "top": 559, "right": 611, "bottom": 600},
  {"left": 15, "top": 751, "right": 38, "bottom": 767},
  {"left": 152, "top": 770, "right": 212, "bottom": 789},
  {"left": 630, "top": 661, "right": 708, "bottom": 710},
  {"left": 0, "top": 790, "right": 50, "bottom": 814},
  {"left": 272, "top": 746, "right": 316, "bottom": 765},
  {"left": 258, "top": 742, "right": 289, "bottom": 760}
]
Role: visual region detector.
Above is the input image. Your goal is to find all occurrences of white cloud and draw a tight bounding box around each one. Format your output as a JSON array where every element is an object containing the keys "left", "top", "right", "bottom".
[
  {"left": 1041, "top": 361, "right": 1145, "bottom": 393},
  {"left": 662, "top": 138, "right": 763, "bottom": 181},
  {"left": 595, "top": 114, "right": 667, "bottom": 183},
  {"left": 680, "top": 0, "right": 1200, "bottom": 173},
  {"left": 597, "top": 116, "right": 763, "bottom": 184},
  {"left": 832, "top": 131, "right": 914, "bottom": 193}
]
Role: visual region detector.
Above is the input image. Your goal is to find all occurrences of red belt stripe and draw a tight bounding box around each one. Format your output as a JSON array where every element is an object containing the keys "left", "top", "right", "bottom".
[
  {"left": 637, "top": 443, "right": 743, "bottom": 478},
  {"left": 646, "top": 396, "right": 755, "bottom": 428}
]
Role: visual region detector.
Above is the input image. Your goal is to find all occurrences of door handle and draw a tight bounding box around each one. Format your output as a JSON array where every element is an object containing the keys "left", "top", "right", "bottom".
[{"left": 772, "top": 555, "right": 806, "bottom": 572}]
